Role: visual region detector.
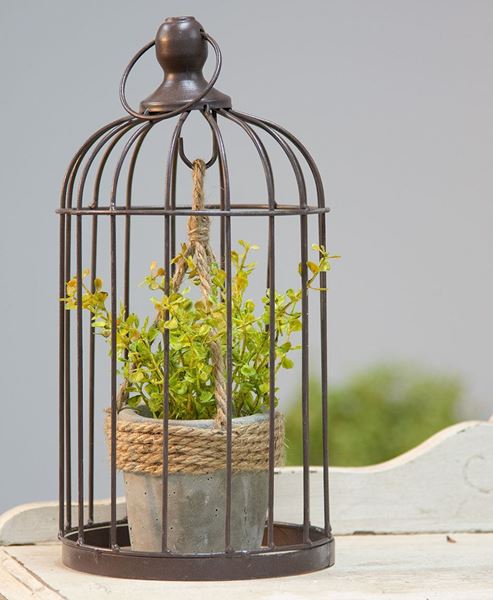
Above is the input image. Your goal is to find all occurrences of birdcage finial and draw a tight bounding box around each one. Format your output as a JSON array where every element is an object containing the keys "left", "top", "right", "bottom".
[{"left": 119, "top": 16, "right": 231, "bottom": 117}]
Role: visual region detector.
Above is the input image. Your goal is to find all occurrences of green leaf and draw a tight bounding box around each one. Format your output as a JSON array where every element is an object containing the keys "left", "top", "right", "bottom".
[
  {"left": 281, "top": 357, "right": 294, "bottom": 369},
  {"left": 289, "top": 319, "right": 302, "bottom": 333},
  {"left": 64, "top": 236, "right": 336, "bottom": 420},
  {"left": 164, "top": 317, "right": 178, "bottom": 330},
  {"left": 240, "top": 364, "right": 256, "bottom": 378},
  {"left": 307, "top": 261, "right": 319, "bottom": 274}
]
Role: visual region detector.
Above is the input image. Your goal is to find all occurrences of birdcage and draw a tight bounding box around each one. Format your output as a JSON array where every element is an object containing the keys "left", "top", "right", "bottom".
[{"left": 58, "top": 16, "right": 334, "bottom": 580}]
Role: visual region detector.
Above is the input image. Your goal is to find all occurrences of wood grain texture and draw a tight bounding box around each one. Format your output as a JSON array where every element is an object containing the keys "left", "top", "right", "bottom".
[
  {"left": 0, "top": 549, "right": 62, "bottom": 599},
  {"left": 3, "top": 534, "right": 493, "bottom": 599}
]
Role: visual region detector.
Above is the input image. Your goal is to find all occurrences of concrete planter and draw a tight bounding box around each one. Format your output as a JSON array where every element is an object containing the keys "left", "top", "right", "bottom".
[{"left": 118, "top": 409, "right": 271, "bottom": 553}]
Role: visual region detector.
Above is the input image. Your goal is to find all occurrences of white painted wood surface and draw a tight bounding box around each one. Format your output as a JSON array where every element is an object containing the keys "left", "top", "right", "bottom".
[
  {"left": 0, "top": 499, "right": 127, "bottom": 547},
  {"left": 0, "top": 549, "right": 60, "bottom": 600},
  {"left": 278, "top": 419, "right": 493, "bottom": 534},
  {"left": 1, "top": 534, "right": 492, "bottom": 599},
  {"left": 1, "top": 420, "right": 491, "bottom": 545}
]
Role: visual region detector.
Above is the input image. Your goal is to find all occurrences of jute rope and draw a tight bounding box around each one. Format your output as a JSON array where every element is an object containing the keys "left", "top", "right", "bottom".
[
  {"left": 168, "top": 159, "right": 227, "bottom": 429},
  {"left": 105, "top": 412, "right": 285, "bottom": 475},
  {"left": 108, "top": 159, "right": 284, "bottom": 475}
]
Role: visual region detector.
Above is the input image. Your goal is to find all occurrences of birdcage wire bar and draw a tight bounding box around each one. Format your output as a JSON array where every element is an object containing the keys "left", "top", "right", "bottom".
[{"left": 57, "top": 17, "right": 334, "bottom": 581}]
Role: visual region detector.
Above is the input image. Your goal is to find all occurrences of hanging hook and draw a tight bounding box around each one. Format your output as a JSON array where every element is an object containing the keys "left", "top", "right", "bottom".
[{"left": 178, "top": 135, "right": 218, "bottom": 170}]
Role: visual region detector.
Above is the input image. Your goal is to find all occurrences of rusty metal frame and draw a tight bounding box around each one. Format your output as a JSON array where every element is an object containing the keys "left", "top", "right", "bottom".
[{"left": 58, "top": 16, "right": 334, "bottom": 580}]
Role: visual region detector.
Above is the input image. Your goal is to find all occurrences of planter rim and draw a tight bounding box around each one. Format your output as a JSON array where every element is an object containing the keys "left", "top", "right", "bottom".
[{"left": 118, "top": 408, "right": 272, "bottom": 429}]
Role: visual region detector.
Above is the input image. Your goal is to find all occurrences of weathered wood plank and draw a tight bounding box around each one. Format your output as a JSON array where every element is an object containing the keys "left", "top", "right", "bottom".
[
  {"left": 277, "top": 420, "right": 493, "bottom": 534},
  {"left": 0, "top": 499, "right": 127, "bottom": 546},
  {"left": 4, "top": 534, "right": 493, "bottom": 599},
  {"left": 1, "top": 420, "right": 491, "bottom": 544},
  {"left": 0, "top": 549, "right": 62, "bottom": 599}
]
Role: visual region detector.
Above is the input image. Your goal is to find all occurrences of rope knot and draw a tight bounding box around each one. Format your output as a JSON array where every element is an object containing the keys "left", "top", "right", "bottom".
[{"left": 188, "top": 214, "right": 210, "bottom": 245}]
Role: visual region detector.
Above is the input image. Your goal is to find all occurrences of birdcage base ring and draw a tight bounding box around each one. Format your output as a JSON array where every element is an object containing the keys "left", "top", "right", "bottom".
[{"left": 61, "top": 522, "right": 334, "bottom": 580}]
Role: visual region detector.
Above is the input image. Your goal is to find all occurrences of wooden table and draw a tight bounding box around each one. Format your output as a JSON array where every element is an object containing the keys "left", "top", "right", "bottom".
[{"left": 1, "top": 533, "right": 492, "bottom": 599}]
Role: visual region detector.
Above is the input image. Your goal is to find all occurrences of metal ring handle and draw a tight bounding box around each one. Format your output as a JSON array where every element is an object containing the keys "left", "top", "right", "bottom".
[{"left": 119, "top": 33, "right": 223, "bottom": 121}]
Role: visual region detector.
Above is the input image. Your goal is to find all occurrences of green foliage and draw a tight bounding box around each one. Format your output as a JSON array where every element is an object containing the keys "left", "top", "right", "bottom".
[
  {"left": 284, "top": 364, "right": 463, "bottom": 466},
  {"left": 63, "top": 242, "right": 339, "bottom": 420}
]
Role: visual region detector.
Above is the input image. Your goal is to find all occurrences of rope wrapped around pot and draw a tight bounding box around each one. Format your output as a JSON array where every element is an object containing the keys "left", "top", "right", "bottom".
[{"left": 107, "top": 159, "right": 285, "bottom": 475}]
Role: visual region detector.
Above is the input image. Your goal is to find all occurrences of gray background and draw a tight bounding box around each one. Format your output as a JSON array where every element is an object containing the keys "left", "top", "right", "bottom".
[{"left": 1, "top": 0, "right": 492, "bottom": 513}]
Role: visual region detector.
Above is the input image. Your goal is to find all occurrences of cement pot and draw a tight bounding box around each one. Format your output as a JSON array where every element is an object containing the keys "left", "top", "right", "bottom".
[{"left": 116, "top": 409, "right": 283, "bottom": 553}]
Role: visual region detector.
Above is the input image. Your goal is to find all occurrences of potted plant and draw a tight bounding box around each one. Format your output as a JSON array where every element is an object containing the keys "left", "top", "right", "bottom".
[{"left": 63, "top": 160, "right": 337, "bottom": 553}]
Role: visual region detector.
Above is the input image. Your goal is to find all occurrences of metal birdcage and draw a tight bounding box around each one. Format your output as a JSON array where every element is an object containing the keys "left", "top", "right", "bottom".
[{"left": 58, "top": 16, "right": 334, "bottom": 580}]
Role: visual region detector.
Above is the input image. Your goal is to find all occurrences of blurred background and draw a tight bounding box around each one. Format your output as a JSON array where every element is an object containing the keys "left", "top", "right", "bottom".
[{"left": 1, "top": 0, "right": 492, "bottom": 512}]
